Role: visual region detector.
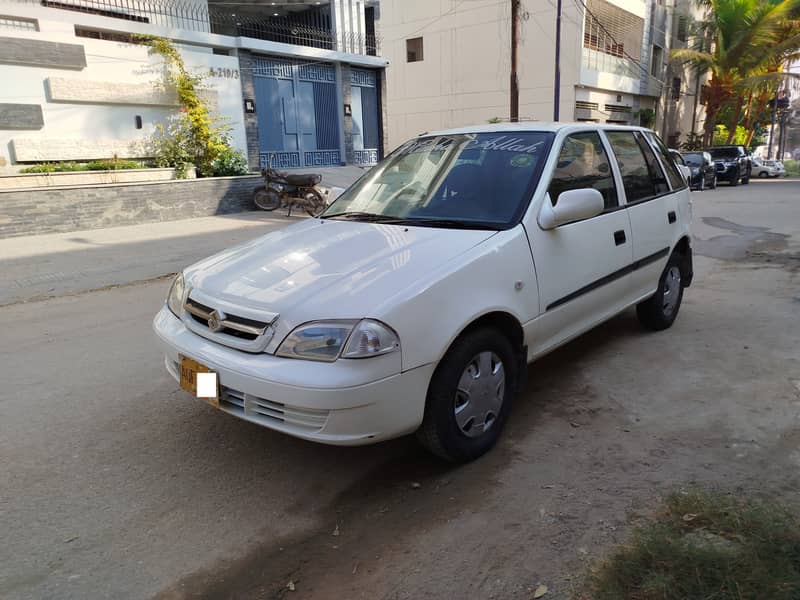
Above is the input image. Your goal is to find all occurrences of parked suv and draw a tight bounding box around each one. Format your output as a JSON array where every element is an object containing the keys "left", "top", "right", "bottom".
[
  {"left": 154, "top": 124, "right": 693, "bottom": 463},
  {"left": 707, "top": 145, "right": 752, "bottom": 186}
]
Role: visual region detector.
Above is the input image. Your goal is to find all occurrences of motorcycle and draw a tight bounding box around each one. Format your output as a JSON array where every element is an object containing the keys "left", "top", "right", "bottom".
[{"left": 253, "top": 157, "right": 328, "bottom": 217}]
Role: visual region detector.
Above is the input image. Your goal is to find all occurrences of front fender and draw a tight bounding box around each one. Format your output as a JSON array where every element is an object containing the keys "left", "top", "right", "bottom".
[{"left": 381, "top": 226, "right": 540, "bottom": 371}]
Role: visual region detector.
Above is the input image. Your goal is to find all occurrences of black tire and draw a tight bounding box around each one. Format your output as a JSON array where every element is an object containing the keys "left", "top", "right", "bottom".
[
  {"left": 759, "top": 171, "right": 768, "bottom": 178},
  {"left": 699, "top": 175, "right": 706, "bottom": 191},
  {"left": 742, "top": 170, "right": 750, "bottom": 184},
  {"left": 417, "top": 327, "right": 519, "bottom": 463},
  {"left": 710, "top": 174, "right": 717, "bottom": 189},
  {"left": 729, "top": 170, "right": 739, "bottom": 186},
  {"left": 303, "top": 190, "right": 326, "bottom": 217},
  {"left": 254, "top": 188, "right": 281, "bottom": 211},
  {"left": 636, "top": 252, "right": 684, "bottom": 331}
]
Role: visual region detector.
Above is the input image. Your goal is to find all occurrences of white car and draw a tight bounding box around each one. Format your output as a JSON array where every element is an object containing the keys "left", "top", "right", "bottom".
[
  {"left": 154, "top": 123, "right": 693, "bottom": 462},
  {"left": 754, "top": 160, "right": 786, "bottom": 178}
]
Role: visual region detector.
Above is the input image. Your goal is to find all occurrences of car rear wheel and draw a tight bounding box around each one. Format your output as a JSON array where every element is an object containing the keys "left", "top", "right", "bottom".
[
  {"left": 636, "top": 252, "right": 684, "bottom": 331},
  {"left": 417, "top": 327, "right": 519, "bottom": 462}
]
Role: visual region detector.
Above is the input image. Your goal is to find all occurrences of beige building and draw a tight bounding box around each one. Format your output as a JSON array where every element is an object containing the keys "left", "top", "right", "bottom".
[
  {"left": 378, "top": 0, "right": 703, "bottom": 151},
  {"left": 654, "top": 0, "right": 709, "bottom": 147}
]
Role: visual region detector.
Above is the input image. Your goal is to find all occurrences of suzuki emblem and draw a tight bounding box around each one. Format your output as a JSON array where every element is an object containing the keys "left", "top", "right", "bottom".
[{"left": 207, "top": 309, "right": 225, "bottom": 332}]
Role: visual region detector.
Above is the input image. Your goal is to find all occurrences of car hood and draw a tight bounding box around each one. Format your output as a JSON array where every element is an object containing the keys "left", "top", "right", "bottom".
[{"left": 184, "top": 218, "right": 497, "bottom": 326}]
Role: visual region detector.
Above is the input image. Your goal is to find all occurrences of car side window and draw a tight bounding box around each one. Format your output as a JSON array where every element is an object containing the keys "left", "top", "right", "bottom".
[
  {"left": 647, "top": 133, "right": 688, "bottom": 190},
  {"left": 547, "top": 132, "right": 618, "bottom": 210},
  {"left": 605, "top": 131, "right": 658, "bottom": 203}
]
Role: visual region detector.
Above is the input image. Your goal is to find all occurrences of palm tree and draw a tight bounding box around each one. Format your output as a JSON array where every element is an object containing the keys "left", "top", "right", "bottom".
[{"left": 673, "top": 0, "right": 800, "bottom": 146}]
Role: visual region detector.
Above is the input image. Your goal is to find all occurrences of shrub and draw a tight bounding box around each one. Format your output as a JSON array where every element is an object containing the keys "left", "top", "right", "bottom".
[
  {"left": 212, "top": 146, "right": 249, "bottom": 176},
  {"left": 19, "top": 159, "right": 144, "bottom": 174},
  {"left": 784, "top": 159, "right": 798, "bottom": 176},
  {"left": 85, "top": 158, "right": 143, "bottom": 171}
]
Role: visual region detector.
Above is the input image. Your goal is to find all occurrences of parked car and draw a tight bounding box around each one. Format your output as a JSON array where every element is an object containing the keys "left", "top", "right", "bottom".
[
  {"left": 669, "top": 149, "right": 692, "bottom": 184},
  {"left": 681, "top": 151, "right": 717, "bottom": 190},
  {"left": 707, "top": 145, "right": 752, "bottom": 185},
  {"left": 154, "top": 124, "right": 693, "bottom": 463},
  {"left": 754, "top": 159, "right": 786, "bottom": 178}
]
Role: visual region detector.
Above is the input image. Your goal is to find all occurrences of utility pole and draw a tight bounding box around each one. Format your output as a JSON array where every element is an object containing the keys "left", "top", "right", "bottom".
[
  {"left": 554, "top": 0, "right": 562, "bottom": 120},
  {"left": 510, "top": 0, "right": 520, "bottom": 122}
]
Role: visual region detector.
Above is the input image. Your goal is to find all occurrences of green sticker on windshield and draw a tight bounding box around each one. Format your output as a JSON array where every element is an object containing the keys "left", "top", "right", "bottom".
[{"left": 511, "top": 154, "right": 534, "bottom": 168}]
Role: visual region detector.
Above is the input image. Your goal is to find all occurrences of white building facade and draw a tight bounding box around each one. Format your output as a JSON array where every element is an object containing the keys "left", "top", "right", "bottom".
[
  {"left": 0, "top": 0, "right": 387, "bottom": 172},
  {"left": 378, "top": 0, "right": 702, "bottom": 151}
]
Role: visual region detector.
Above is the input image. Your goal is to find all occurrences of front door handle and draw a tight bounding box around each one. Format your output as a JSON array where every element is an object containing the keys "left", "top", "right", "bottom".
[{"left": 614, "top": 230, "right": 626, "bottom": 245}]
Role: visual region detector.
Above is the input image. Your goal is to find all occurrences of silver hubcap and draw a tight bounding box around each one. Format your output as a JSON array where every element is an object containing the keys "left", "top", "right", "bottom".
[
  {"left": 454, "top": 352, "right": 505, "bottom": 438},
  {"left": 662, "top": 266, "right": 681, "bottom": 315}
]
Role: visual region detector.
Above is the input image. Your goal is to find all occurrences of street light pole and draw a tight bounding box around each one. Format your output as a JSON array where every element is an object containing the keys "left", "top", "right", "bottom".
[{"left": 554, "top": 0, "right": 562, "bottom": 121}]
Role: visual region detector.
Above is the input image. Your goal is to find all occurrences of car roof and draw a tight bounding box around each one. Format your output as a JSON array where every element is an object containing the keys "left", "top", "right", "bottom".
[{"left": 422, "top": 122, "right": 653, "bottom": 137}]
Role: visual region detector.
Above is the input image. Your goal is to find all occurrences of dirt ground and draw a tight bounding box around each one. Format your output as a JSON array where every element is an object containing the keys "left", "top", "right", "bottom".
[{"left": 2, "top": 180, "right": 799, "bottom": 600}]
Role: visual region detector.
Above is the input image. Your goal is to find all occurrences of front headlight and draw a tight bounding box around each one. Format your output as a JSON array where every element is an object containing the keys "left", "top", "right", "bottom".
[
  {"left": 277, "top": 319, "right": 400, "bottom": 362},
  {"left": 167, "top": 272, "right": 186, "bottom": 318}
]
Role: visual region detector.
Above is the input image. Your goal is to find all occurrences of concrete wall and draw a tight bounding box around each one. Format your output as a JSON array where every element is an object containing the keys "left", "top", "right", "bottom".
[
  {"left": 0, "top": 7, "right": 247, "bottom": 173},
  {"left": 0, "top": 175, "right": 261, "bottom": 237}
]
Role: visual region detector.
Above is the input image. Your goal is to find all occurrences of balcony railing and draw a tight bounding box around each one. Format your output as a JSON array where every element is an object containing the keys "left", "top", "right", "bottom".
[{"left": 15, "top": 0, "right": 380, "bottom": 54}]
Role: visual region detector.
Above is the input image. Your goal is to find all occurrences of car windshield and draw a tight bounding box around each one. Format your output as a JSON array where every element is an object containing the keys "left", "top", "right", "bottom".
[
  {"left": 682, "top": 153, "right": 704, "bottom": 166},
  {"left": 708, "top": 148, "right": 739, "bottom": 160},
  {"left": 322, "top": 132, "right": 554, "bottom": 229}
]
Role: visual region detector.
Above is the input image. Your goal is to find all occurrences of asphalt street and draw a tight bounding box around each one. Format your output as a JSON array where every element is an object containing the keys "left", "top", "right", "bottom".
[{"left": 1, "top": 179, "right": 799, "bottom": 600}]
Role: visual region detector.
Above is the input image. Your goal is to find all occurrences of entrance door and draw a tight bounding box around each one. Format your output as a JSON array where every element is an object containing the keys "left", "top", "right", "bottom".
[
  {"left": 253, "top": 57, "right": 341, "bottom": 169},
  {"left": 350, "top": 68, "right": 380, "bottom": 166}
]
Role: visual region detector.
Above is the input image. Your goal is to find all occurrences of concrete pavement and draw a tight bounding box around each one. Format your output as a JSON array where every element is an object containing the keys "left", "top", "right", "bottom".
[{"left": 1, "top": 180, "right": 799, "bottom": 600}]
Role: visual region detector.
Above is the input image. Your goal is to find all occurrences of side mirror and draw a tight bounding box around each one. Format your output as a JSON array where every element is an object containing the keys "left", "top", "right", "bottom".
[{"left": 538, "top": 188, "right": 605, "bottom": 229}]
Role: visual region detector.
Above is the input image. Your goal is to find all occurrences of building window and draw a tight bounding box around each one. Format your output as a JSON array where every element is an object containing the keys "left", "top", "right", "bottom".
[
  {"left": 0, "top": 16, "right": 38, "bottom": 31},
  {"left": 700, "top": 84, "right": 709, "bottom": 105},
  {"left": 74, "top": 27, "right": 137, "bottom": 43},
  {"left": 671, "top": 77, "right": 681, "bottom": 101},
  {"left": 406, "top": 37, "right": 423, "bottom": 62},
  {"left": 583, "top": 0, "right": 644, "bottom": 61},
  {"left": 676, "top": 15, "right": 688, "bottom": 42},
  {"left": 650, "top": 45, "right": 663, "bottom": 78}
]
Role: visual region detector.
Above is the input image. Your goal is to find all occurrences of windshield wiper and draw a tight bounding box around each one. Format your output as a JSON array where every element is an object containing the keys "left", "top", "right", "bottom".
[
  {"left": 322, "top": 211, "right": 409, "bottom": 223},
  {"left": 395, "top": 218, "right": 501, "bottom": 230}
]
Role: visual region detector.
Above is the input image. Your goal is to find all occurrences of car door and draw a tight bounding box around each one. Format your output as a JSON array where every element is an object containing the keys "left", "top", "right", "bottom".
[
  {"left": 525, "top": 130, "right": 635, "bottom": 358},
  {"left": 605, "top": 130, "right": 683, "bottom": 301}
]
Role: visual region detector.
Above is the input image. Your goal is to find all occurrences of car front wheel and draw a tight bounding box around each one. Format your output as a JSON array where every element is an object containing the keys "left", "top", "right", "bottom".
[
  {"left": 710, "top": 174, "right": 717, "bottom": 189},
  {"left": 636, "top": 252, "right": 684, "bottom": 331},
  {"left": 418, "top": 327, "right": 519, "bottom": 462}
]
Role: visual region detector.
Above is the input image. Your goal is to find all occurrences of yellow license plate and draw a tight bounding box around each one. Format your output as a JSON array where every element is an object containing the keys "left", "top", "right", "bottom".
[{"left": 179, "top": 354, "right": 219, "bottom": 408}]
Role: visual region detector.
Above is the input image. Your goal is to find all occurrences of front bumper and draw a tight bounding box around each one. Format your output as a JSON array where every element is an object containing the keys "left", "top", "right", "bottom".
[
  {"left": 153, "top": 306, "right": 434, "bottom": 446},
  {"left": 715, "top": 164, "right": 739, "bottom": 181}
]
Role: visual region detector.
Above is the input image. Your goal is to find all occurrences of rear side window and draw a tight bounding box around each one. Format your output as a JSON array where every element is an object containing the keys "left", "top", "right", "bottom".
[
  {"left": 647, "top": 133, "right": 688, "bottom": 190},
  {"left": 606, "top": 131, "right": 658, "bottom": 203},
  {"left": 547, "top": 131, "right": 618, "bottom": 210}
]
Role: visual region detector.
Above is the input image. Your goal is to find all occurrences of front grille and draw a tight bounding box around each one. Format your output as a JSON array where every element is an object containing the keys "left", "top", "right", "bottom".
[
  {"left": 219, "top": 386, "right": 330, "bottom": 432},
  {"left": 184, "top": 297, "right": 268, "bottom": 342}
]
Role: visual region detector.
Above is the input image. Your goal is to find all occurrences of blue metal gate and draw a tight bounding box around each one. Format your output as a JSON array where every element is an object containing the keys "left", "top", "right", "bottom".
[
  {"left": 350, "top": 69, "right": 380, "bottom": 166},
  {"left": 253, "top": 57, "right": 341, "bottom": 169}
]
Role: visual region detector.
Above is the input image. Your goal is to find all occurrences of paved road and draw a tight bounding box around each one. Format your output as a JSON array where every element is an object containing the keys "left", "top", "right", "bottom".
[{"left": 1, "top": 180, "right": 799, "bottom": 600}]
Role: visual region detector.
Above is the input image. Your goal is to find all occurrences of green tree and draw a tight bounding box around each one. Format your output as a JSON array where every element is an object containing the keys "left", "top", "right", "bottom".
[{"left": 673, "top": 0, "right": 800, "bottom": 146}]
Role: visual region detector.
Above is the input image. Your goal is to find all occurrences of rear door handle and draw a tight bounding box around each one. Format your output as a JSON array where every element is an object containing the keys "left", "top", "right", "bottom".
[
  {"left": 614, "top": 230, "right": 626, "bottom": 245},
  {"left": 668, "top": 211, "right": 677, "bottom": 224}
]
